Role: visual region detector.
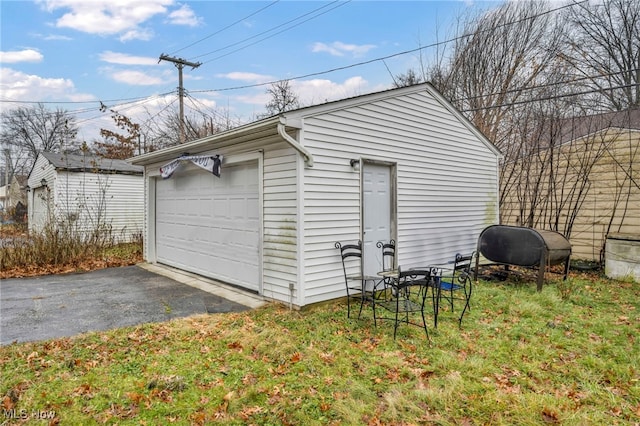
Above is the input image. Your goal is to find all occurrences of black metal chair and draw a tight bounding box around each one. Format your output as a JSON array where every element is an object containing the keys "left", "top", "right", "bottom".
[
  {"left": 335, "top": 241, "right": 380, "bottom": 319},
  {"left": 374, "top": 267, "right": 433, "bottom": 340},
  {"left": 437, "top": 252, "right": 476, "bottom": 327},
  {"left": 376, "top": 239, "right": 396, "bottom": 272},
  {"left": 374, "top": 239, "right": 396, "bottom": 295}
]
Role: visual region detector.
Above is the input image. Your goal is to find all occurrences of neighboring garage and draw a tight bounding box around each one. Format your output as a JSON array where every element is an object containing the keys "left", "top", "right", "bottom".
[
  {"left": 155, "top": 161, "right": 260, "bottom": 291},
  {"left": 129, "top": 83, "right": 502, "bottom": 309},
  {"left": 27, "top": 152, "right": 144, "bottom": 242}
]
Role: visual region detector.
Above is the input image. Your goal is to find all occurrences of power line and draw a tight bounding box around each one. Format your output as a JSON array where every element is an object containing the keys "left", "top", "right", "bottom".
[
  {"left": 169, "top": 1, "right": 280, "bottom": 56},
  {"left": 189, "top": 0, "right": 588, "bottom": 93},
  {"left": 0, "top": 91, "right": 174, "bottom": 106},
  {"left": 184, "top": 92, "right": 244, "bottom": 128},
  {"left": 190, "top": 1, "right": 344, "bottom": 60},
  {"left": 461, "top": 83, "right": 640, "bottom": 113},
  {"left": 197, "top": 1, "right": 351, "bottom": 65},
  {"left": 3, "top": 0, "right": 589, "bottom": 105},
  {"left": 453, "top": 69, "right": 640, "bottom": 105},
  {"left": 0, "top": 0, "right": 608, "bottom": 121}
]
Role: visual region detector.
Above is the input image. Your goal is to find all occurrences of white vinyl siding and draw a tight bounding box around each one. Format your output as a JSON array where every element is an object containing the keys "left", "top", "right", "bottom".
[
  {"left": 299, "top": 90, "right": 499, "bottom": 304},
  {"left": 262, "top": 146, "right": 299, "bottom": 302},
  {"left": 27, "top": 156, "right": 143, "bottom": 241},
  {"left": 141, "top": 137, "right": 298, "bottom": 304},
  {"left": 52, "top": 172, "right": 143, "bottom": 241}
]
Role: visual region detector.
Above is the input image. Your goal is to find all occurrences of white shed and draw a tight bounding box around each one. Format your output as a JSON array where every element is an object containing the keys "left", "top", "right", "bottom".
[
  {"left": 27, "top": 152, "right": 144, "bottom": 242},
  {"left": 130, "top": 83, "right": 501, "bottom": 307}
]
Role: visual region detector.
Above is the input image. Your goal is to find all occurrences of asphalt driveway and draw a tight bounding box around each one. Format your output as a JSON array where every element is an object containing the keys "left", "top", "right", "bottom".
[{"left": 0, "top": 265, "right": 262, "bottom": 345}]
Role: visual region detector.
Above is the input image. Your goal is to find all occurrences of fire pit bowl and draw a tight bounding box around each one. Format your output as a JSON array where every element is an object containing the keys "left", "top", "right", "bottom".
[{"left": 476, "top": 225, "right": 571, "bottom": 291}]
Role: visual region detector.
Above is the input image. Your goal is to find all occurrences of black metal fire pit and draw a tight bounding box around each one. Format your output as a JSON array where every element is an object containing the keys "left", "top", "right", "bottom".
[{"left": 476, "top": 225, "right": 572, "bottom": 291}]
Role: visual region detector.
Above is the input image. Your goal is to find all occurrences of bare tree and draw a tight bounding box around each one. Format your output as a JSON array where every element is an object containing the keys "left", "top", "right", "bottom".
[
  {"left": 562, "top": 0, "right": 640, "bottom": 111},
  {"left": 0, "top": 104, "right": 79, "bottom": 177},
  {"left": 392, "top": 69, "right": 424, "bottom": 88},
  {"left": 263, "top": 80, "right": 300, "bottom": 117},
  {"left": 430, "top": 1, "right": 565, "bottom": 149},
  {"left": 138, "top": 95, "right": 242, "bottom": 150},
  {"left": 95, "top": 109, "right": 140, "bottom": 159}
]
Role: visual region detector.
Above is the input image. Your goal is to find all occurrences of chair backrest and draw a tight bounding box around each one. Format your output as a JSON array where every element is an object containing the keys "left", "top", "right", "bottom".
[
  {"left": 454, "top": 252, "right": 476, "bottom": 275},
  {"left": 397, "top": 266, "right": 432, "bottom": 288},
  {"left": 377, "top": 239, "right": 396, "bottom": 272},
  {"left": 335, "top": 241, "right": 363, "bottom": 276}
]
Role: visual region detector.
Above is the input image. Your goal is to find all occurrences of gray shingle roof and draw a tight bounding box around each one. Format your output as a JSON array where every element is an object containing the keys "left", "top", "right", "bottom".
[{"left": 41, "top": 152, "right": 143, "bottom": 175}]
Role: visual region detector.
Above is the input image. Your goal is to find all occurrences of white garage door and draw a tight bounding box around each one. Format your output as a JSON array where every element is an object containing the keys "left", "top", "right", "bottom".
[{"left": 155, "top": 161, "right": 260, "bottom": 292}]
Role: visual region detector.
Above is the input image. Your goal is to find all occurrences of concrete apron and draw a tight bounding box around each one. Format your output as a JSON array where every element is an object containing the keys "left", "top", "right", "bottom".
[{"left": 137, "top": 262, "right": 266, "bottom": 310}]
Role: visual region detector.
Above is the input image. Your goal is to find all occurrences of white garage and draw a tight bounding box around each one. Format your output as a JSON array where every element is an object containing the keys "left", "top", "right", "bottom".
[
  {"left": 155, "top": 160, "right": 260, "bottom": 291},
  {"left": 130, "top": 83, "right": 501, "bottom": 308}
]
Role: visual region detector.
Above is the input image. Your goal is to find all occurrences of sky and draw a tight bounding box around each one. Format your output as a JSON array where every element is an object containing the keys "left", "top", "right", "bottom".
[{"left": 0, "top": 0, "right": 502, "bottom": 142}]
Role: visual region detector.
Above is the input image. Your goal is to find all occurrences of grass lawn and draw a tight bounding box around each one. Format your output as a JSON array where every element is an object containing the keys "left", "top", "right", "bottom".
[{"left": 1, "top": 271, "right": 639, "bottom": 425}]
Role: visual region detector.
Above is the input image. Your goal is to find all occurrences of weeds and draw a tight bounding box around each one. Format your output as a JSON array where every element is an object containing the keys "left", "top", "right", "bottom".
[{"left": 0, "top": 220, "right": 142, "bottom": 278}]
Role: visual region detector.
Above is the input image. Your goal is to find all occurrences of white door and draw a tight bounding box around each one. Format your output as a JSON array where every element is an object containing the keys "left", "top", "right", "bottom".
[
  {"left": 362, "top": 163, "right": 393, "bottom": 276},
  {"left": 155, "top": 161, "right": 260, "bottom": 292},
  {"left": 31, "top": 187, "right": 50, "bottom": 232}
]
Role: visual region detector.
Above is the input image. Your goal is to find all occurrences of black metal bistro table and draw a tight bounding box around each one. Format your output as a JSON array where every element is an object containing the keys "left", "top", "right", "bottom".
[{"left": 374, "top": 267, "right": 441, "bottom": 339}]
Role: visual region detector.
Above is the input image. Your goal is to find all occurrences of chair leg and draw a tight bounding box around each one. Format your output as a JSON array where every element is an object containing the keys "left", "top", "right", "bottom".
[
  {"left": 449, "top": 289, "right": 455, "bottom": 311},
  {"left": 420, "top": 305, "right": 430, "bottom": 340},
  {"left": 393, "top": 298, "right": 401, "bottom": 339},
  {"left": 431, "top": 284, "right": 440, "bottom": 329},
  {"left": 458, "top": 296, "right": 471, "bottom": 327},
  {"left": 458, "top": 287, "right": 472, "bottom": 327},
  {"left": 357, "top": 289, "right": 366, "bottom": 319}
]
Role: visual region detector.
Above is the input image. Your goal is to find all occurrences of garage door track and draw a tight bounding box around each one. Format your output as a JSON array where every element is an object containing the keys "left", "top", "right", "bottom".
[{"left": 1, "top": 265, "right": 253, "bottom": 345}]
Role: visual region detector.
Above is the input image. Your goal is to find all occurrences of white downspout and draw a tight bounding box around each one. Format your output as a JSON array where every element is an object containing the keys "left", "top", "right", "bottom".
[{"left": 277, "top": 118, "right": 314, "bottom": 167}]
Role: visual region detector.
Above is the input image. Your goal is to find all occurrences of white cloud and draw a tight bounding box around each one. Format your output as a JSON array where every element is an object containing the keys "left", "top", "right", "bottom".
[
  {"left": 0, "top": 49, "right": 44, "bottom": 63},
  {"left": 294, "top": 76, "right": 373, "bottom": 105},
  {"left": 110, "top": 70, "right": 164, "bottom": 85},
  {"left": 0, "top": 67, "right": 94, "bottom": 111},
  {"left": 119, "top": 28, "right": 155, "bottom": 42},
  {"left": 232, "top": 76, "right": 374, "bottom": 110},
  {"left": 99, "top": 51, "right": 158, "bottom": 66},
  {"left": 167, "top": 4, "right": 202, "bottom": 27},
  {"left": 312, "top": 41, "right": 376, "bottom": 58},
  {"left": 217, "top": 72, "right": 273, "bottom": 84},
  {"left": 42, "top": 34, "right": 73, "bottom": 41},
  {"left": 40, "top": 0, "right": 172, "bottom": 40}
]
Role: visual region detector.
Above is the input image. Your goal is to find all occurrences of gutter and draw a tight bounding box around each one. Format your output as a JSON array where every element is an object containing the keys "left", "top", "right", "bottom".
[{"left": 277, "top": 117, "right": 314, "bottom": 167}]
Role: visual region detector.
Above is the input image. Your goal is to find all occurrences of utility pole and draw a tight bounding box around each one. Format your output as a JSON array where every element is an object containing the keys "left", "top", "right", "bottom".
[{"left": 159, "top": 54, "right": 201, "bottom": 143}]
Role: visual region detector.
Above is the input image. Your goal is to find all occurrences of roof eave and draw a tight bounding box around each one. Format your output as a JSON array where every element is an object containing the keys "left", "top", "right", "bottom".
[{"left": 128, "top": 116, "right": 282, "bottom": 166}]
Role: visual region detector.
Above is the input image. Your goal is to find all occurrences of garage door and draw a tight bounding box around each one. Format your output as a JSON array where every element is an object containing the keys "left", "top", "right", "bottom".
[{"left": 155, "top": 161, "right": 260, "bottom": 292}]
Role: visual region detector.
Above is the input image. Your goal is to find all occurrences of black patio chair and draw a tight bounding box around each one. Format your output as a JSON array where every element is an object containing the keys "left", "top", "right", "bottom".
[
  {"left": 437, "top": 252, "right": 476, "bottom": 327},
  {"left": 335, "top": 241, "right": 380, "bottom": 319},
  {"left": 375, "top": 267, "right": 433, "bottom": 340},
  {"left": 374, "top": 239, "right": 396, "bottom": 296},
  {"left": 376, "top": 239, "right": 396, "bottom": 273}
]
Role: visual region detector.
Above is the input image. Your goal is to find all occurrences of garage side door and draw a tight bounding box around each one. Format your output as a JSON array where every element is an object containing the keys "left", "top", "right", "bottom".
[{"left": 155, "top": 161, "right": 260, "bottom": 292}]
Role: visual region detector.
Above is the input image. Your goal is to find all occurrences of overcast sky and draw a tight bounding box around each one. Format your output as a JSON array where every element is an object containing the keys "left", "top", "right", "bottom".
[{"left": 1, "top": 0, "right": 501, "bottom": 141}]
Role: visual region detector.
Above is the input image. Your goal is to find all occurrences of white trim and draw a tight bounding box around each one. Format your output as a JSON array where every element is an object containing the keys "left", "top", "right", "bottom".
[
  {"left": 129, "top": 117, "right": 280, "bottom": 166},
  {"left": 148, "top": 176, "right": 157, "bottom": 262},
  {"left": 295, "top": 151, "right": 305, "bottom": 306},
  {"left": 257, "top": 152, "right": 265, "bottom": 295}
]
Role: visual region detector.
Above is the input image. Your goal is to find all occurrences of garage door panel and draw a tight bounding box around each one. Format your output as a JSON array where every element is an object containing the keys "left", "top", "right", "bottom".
[{"left": 155, "top": 161, "right": 260, "bottom": 291}]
